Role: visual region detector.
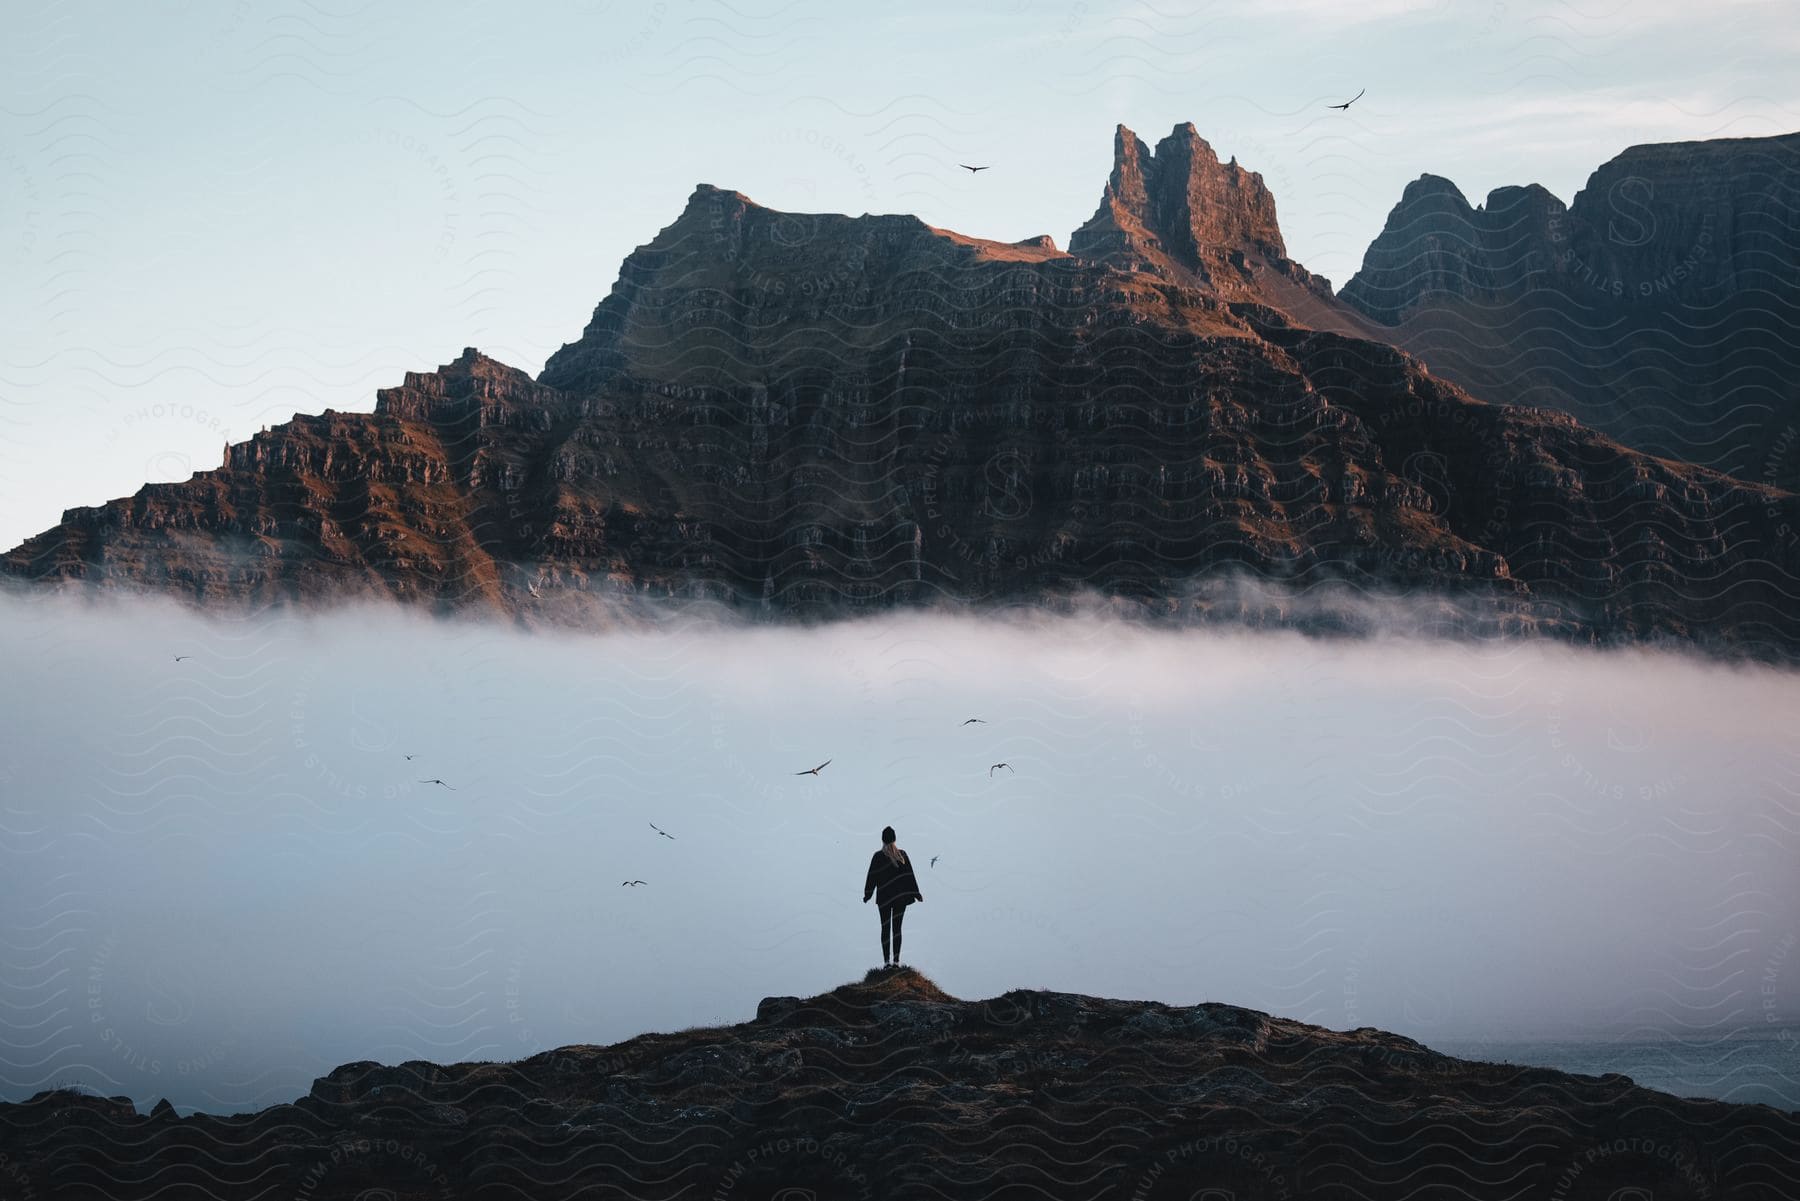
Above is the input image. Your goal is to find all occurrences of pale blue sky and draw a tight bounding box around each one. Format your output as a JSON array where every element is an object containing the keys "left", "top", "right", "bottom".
[{"left": 3, "top": 0, "right": 1796, "bottom": 550}]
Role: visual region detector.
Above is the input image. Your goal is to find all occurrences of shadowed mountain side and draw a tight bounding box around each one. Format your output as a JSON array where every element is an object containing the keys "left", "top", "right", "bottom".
[
  {"left": 535, "top": 178, "right": 1246, "bottom": 397},
  {"left": 1, "top": 970, "right": 1791, "bottom": 1199},
  {"left": 1339, "top": 133, "right": 1800, "bottom": 491},
  {"left": 6, "top": 129, "right": 1800, "bottom": 658}
]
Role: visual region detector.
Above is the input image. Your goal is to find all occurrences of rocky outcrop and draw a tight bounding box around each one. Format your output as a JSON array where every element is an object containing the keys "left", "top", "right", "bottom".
[
  {"left": 1340, "top": 132, "right": 1800, "bottom": 488},
  {"left": 2, "top": 969, "right": 1792, "bottom": 1199},
  {"left": 5, "top": 127, "right": 1800, "bottom": 657},
  {"left": 1069, "top": 122, "right": 1335, "bottom": 304}
]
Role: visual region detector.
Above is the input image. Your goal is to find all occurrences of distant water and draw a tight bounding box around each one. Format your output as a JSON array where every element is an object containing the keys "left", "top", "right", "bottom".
[{"left": 1432, "top": 1031, "right": 1800, "bottom": 1111}]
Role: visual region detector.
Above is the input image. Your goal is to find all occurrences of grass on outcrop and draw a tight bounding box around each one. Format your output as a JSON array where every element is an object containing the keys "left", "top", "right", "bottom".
[{"left": 847, "top": 965, "right": 957, "bottom": 1003}]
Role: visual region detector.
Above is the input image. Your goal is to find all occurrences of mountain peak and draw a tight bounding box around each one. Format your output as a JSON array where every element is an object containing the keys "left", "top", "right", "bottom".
[
  {"left": 686, "top": 182, "right": 756, "bottom": 208},
  {"left": 1070, "top": 121, "right": 1325, "bottom": 302},
  {"left": 1398, "top": 173, "right": 1470, "bottom": 209},
  {"left": 444, "top": 346, "right": 528, "bottom": 379}
]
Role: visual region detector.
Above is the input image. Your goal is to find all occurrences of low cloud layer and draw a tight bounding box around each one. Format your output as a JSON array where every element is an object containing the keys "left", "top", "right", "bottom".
[{"left": 2, "top": 594, "right": 1796, "bottom": 1114}]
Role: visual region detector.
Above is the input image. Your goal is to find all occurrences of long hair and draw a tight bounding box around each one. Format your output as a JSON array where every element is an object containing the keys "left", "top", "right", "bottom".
[{"left": 882, "top": 827, "right": 906, "bottom": 868}]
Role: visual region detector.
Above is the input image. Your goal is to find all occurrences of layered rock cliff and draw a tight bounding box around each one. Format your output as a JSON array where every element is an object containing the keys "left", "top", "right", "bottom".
[
  {"left": 5, "top": 125, "right": 1799, "bottom": 657},
  {"left": 1067, "top": 122, "right": 1335, "bottom": 305},
  {"left": 1339, "top": 131, "right": 1800, "bottom": 489},
  {"left": 2, "top": 970, "right": 1792, "bottom": 1199}
]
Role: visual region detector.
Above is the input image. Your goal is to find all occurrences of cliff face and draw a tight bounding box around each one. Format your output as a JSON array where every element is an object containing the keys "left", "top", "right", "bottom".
[
  {"left": 5, "top": 126, "right": 1800, "bottom": 656},
  {"left": 1340, "top": 132, "right": 1800, "bottom": 489},
  {"left": 0, "top": 351, "right": 575, "bottom": 614},
  {"left": 1, "top": 970, "right": 1791, "bottom": 1199},
  {"left": 537, "top": 181, "right": 1093, "bottom": 398},
  {"left": 1067, "top": 122, "right": 1335, "bottom": 304}
]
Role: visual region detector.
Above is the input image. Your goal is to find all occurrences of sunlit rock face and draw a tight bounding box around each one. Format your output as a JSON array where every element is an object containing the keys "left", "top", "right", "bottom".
[
  {"left": 1068, "top": 122, "right": 1335, "bottom": 303},
  {"left": 5, "top": 127, "right": 1799, "bottom": 659}
]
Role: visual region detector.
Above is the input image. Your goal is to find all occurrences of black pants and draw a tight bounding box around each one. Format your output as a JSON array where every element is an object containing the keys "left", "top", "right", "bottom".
[{"left": 879, "top": 900, "right": 910, "bottom": 963}]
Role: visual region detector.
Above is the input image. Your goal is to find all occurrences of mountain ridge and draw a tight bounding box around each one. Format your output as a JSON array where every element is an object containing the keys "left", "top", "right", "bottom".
[
  {"left": 1338, "top": 128, "right": 1800, "bottom": 489},
  {"left": 5, "top": 123, "right": 1799, "bottom": 658}
]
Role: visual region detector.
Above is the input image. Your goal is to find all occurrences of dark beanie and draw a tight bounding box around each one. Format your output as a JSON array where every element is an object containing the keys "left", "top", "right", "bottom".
[{"left": 881, "top": 826, "right": 896, "bottom": 844}]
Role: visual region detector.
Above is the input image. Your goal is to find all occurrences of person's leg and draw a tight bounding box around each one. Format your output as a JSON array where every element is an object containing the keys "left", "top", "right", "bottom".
[
  {"left": 891, "top": 902, "right": 906, "bottom": 965},
  {"left": 879, "top": 904, "right": 893, "bottom": 965}
]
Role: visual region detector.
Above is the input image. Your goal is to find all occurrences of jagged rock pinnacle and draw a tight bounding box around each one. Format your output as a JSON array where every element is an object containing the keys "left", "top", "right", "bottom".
[{"left": 1069, "top": 122, "right": 1325, "bottom": 302}]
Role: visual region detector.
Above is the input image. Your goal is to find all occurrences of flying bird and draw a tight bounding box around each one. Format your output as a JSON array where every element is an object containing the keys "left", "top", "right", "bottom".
[
  {"left": 990, "top": 763, "right": 1013, "bottom": 777},
  {"left": 404, "top": 754, "right": 416, "bottom": 761},
  {"left": 796, "top": 760, "right": 831, "bottom": 776},
  {"left": 961, "top": 718, "right": 987, "bottom": 726},
  {"left": 418, "top": 779, "right": 456, "bottom": 790},
  {"left": 930, "top": 855, "right": 939, "bottom": 869},
  {"left": 959, "top": 164, "right": 990, "bottom": 173},
  {"left": 621, "top": 880, "right": 646, "bottom": 887},
  {"left": 1328, "top": 88, "right": 1365, "bottom": 110},
  {"left": 649, "top": 822, "right": 675, "bottom": 840},
  {"left": 173, "top": 655, "right": 192, "bottom": 662}
]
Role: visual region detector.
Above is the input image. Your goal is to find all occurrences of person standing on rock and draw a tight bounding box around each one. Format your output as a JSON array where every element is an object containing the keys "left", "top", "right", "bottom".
[{"left": 862, "top": 825, "right": 924, "bottom": 969}]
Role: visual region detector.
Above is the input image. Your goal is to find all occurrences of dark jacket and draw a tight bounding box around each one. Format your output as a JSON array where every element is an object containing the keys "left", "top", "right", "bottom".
[{"left": 864, "top": 849, "right": 923, "bottom": 908}]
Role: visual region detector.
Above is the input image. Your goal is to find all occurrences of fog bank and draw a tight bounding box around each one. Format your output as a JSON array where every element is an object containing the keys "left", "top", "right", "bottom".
[{"left": 2, "top": 595, "right": 1796, "bottom": 1114}]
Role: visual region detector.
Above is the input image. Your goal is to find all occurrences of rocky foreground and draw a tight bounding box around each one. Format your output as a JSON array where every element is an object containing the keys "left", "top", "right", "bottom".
[{"left": 1, "top": 969, "right": 1793, "bottom": 1199}]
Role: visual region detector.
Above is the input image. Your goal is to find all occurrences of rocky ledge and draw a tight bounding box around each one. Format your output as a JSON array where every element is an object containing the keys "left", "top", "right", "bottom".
[{"left": 1, "top": 970, "right": 1792, "bottom": 1199}]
